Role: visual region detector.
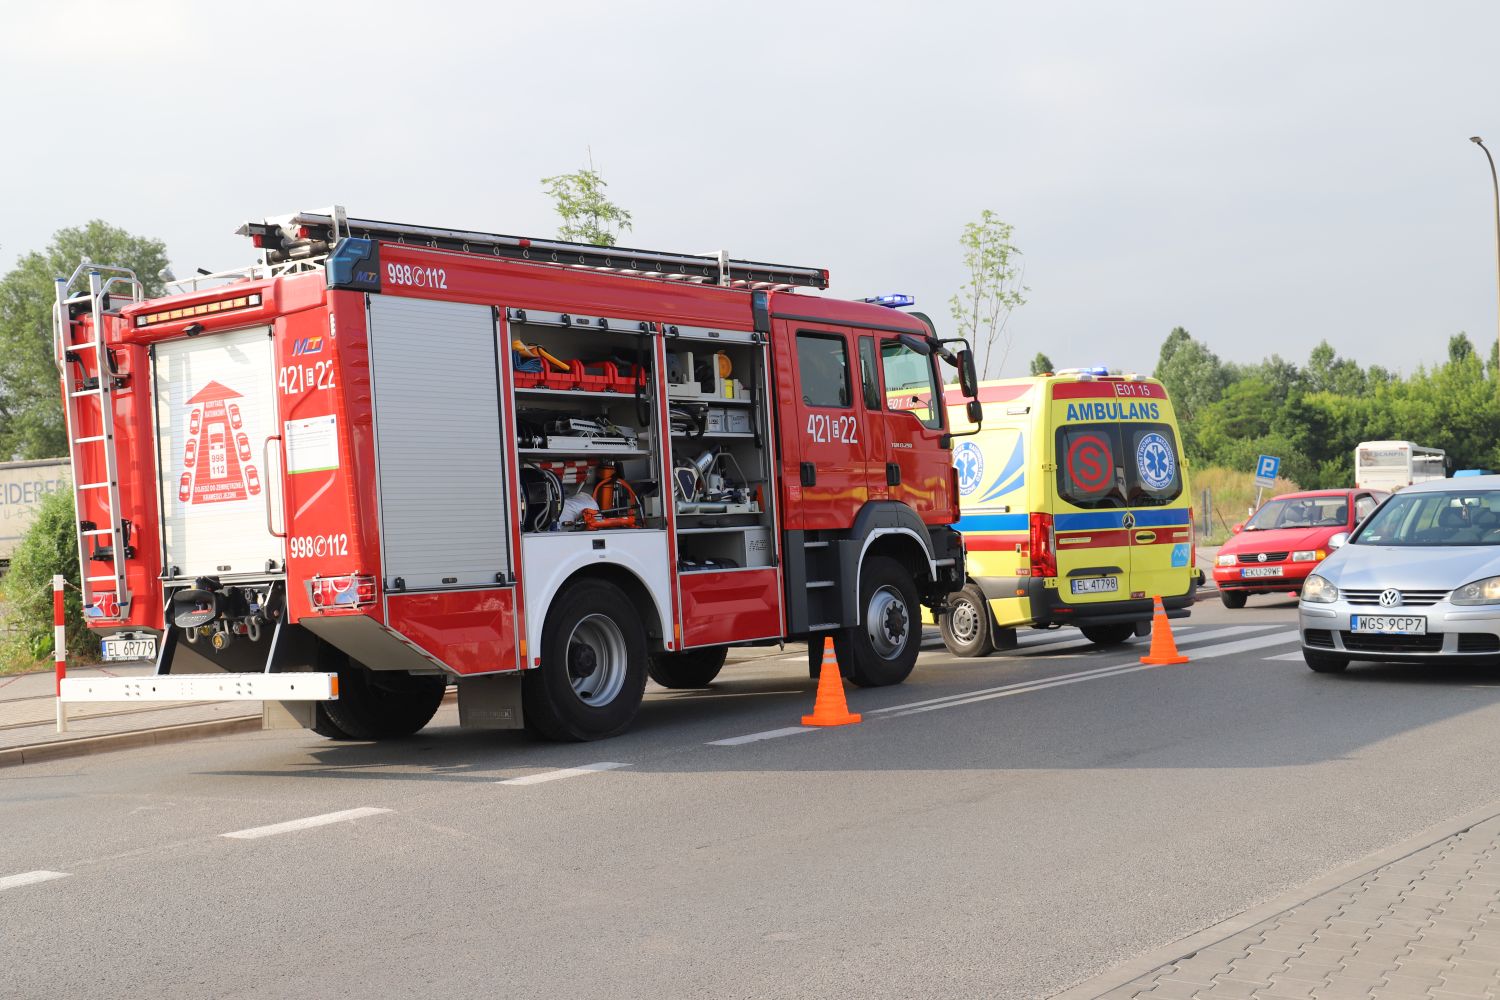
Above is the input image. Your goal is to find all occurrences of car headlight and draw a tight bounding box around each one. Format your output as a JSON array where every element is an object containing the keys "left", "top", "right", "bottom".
[
  {"left": 1302, "top": 574, "right": 1337, "bottom": 603},
  {"left": 1452, "top": 576, "right": 1500, "bottom": 605},
  {"left": 1291, "top": 549, "right": 1324, "bottom": 562},
  {"left": 1216, "top": 554, "right": 1237, "bottom": 567}
]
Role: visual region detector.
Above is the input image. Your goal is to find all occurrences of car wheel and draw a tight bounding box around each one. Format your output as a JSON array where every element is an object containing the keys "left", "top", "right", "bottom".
[
  {"left": 939, "top": 583, "right": 996, "bottom": 657},
  {"left": 1080, "top": 624, "right": 1136, "bottom": 646},
  {"left": 1219, "top": 590, "right": 1248, "bottom": 609},
  {"left": 1303, "top": 648, "right": 1349, "bottom": 673}
]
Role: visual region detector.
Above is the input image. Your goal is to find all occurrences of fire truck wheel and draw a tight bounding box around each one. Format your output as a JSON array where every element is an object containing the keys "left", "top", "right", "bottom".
[
  {"left": 525, "top": 580, "right": 648, "bottom": 741},
  {"left": 839, "top": 556, "right": 922, "bottom": 688},
  {"left": 1219, "top": 590, "right": 1248, "bottom": 609},
  {"left": 647, "top": 646, "right": 728, "bottom": 689},
  {"left": 313, "top": 665, "right": 447, "bottom": 741},
  {"left": 939, "top": 583, "right": 996, "bottom": 658}
]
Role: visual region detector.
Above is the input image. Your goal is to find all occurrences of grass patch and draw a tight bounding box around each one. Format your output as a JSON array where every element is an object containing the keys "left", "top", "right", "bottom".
[{"left": 1190, "top": 465, "right": 1303, "bottom": 546}]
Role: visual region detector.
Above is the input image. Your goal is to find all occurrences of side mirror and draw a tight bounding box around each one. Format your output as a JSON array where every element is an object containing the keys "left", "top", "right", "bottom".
[
  {"left": 1232, "top": 523, "right": 1244, "bottom": 534},
  {"left": 957, "top": 349, "right": 978, "bottom": 398},
  {"left": 966, "top": 399, "right": 983, "bottom": 425},
  {"left": 1328, "top": 532, "right": 1349, "bottom": 550},
  {"left": 898, "top": 333, "right": 931, "bottom": 356}
]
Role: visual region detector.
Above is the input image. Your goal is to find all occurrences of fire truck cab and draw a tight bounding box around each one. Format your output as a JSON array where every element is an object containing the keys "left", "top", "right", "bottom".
[{"left": 55, "top": 208, "right": 977, "bottom": 741}]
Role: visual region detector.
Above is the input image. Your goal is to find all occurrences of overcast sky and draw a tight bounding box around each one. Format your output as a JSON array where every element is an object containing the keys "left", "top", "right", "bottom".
[{"left": 3, "top": 1, "right": 1498, "bottom": 378}]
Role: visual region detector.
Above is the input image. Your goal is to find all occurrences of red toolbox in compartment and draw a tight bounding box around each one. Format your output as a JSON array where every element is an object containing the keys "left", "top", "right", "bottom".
[
  {"left": 514, "top": 369, "right": 545, "bottom": 389},
  {"left": 575, "top": 360, "right": 618, "bottom": 392},
  {"left": 542, "top": 364, "right": 581, "bottom": 390},
  {"left": 612, "top": 362, "right": 646, "bottom": 394}
]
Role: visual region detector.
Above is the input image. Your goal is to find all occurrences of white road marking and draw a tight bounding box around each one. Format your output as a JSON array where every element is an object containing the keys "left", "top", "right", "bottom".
[
  {"left": 1190, "top": 630, "right": 1300, "bottom": 659},
  {"left": 869, "top": 626, "right": 1279, "bottom": 718},
  {"left": 222, "top": 806, "right": 392, "bottom": 840},
  {"left": 0, "top": 870, "right": 69, "bottom": 891},
  {"left": 498, "top": 762, "right": 630, "bottom": 785},
  {"left": 707, "top": 726, "right": 817, "bottom": 747},
  {"left": 1266, "top": 651, "right": 1307, "bottom": 661}
]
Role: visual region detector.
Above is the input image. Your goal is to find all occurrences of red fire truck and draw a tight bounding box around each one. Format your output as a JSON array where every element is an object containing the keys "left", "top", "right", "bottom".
[{"left": 54, "top": 208, "right": 979, "bottom": 741}]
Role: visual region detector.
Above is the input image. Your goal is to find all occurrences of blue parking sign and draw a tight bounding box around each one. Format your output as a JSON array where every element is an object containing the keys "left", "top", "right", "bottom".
[{"left": 1254, "top": 454, "right": 1280, "bottom": 487}]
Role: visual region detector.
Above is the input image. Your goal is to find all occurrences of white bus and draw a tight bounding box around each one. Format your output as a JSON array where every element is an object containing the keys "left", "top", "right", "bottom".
[{"left": 1354, "top": 440, "right": 1448, "bottom": 491}]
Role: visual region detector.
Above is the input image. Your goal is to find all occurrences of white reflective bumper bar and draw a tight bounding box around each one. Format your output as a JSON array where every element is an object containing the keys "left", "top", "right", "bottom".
[{"left": 59, "top": 673, "right": 338, "bottom": 703}]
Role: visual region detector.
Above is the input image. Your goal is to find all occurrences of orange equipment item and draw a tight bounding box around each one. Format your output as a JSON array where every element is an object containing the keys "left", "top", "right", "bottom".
[
  {"left": 802, "top": 636, "right": 862, "bottom": 726},
  {"left": 1139, "top": 595, "right": 1189, "bottom": 665},
  {"left": 716, "top": 351, "right": 732, "bottom": 378},
  {"left": 512, "top": 339, "right": 571, "bottom": 373},
  {"left": 593, "top": 464, "right": 642, "bottom": 521},
  {"left": 581, "top": 507, "right": 637, "bottom": 530}
]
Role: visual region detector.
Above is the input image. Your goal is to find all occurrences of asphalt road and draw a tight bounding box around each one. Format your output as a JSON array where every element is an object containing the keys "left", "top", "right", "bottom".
[{"left": 8, "top": 598, "right": 1500, "bottom": 999}]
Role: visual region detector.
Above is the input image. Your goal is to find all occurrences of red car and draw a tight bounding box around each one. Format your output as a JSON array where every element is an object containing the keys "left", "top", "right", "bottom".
[{"left": 1213, "top": 488, "right": 1388, "bottom": 608}]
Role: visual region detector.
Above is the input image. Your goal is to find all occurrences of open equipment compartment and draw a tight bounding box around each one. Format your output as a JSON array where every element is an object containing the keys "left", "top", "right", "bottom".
[{"left": 507, "top": 307, "right": 665, "bottom": 536}]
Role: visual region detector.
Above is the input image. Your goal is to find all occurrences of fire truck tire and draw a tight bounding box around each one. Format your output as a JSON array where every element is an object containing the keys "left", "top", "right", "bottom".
[
  {"left": 834, "top": 556, "right": 922, "bottom": 688},
  {"left": 939, "top": 583, "right": 996, "bottom": 658},
  {"left": 647, "top": 646, "right": 728, "bottom": 689},
  {"left": 313, "top": 664, "right": 447, "bottom": 741},
  {"left": 524, "top": 579, "right": 648, "bottom": 741}
]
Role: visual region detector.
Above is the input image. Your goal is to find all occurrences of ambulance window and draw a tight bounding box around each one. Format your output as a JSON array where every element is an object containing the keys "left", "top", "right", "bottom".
[
  {"left": 879, "top": 337, "right": 941, "bottom": 430},
  {"left": 1056, "top": 425, "right": 1126, "bottom": 509},
  {"left": 1122, "top": 423, "right": 1183, "bottom": 506},
  {"left": 797, "top": 333, "right": 851, "bottom": 408}
]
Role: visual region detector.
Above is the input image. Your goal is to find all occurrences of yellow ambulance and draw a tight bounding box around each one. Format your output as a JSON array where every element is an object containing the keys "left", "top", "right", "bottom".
[{"left": 939, "top": 367, "right": 1198, "bottom": 656}]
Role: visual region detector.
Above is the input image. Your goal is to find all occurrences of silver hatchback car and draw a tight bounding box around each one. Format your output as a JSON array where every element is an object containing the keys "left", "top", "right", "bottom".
[{"left": 1299, "top": 477, "right": 1500, "bottom": 672}]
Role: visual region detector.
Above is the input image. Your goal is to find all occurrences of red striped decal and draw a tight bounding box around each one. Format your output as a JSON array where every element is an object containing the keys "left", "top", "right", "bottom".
[{"left": 964, "top": 532, "right": 1028, "bottom": 551}]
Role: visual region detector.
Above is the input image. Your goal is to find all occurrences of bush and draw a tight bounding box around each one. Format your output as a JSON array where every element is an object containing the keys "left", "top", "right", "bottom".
[
  {"left": 1190, "top": 465, "right": 1302, "bottom": 546},
  {"left": 0, "top": 487, "right": 93, "bottom": 670}
]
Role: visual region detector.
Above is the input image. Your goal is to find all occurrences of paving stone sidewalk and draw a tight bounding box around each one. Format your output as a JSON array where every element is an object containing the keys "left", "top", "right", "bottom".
[{"left": 1093, "top": 814, "right": 1500, "bottom": 1000}]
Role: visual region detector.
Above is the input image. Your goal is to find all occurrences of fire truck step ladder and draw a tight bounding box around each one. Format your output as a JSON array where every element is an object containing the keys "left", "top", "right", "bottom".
[
  {"left": 53, "top": 262, "right": 145, "bottom": 618},
  {"left": 238, "top": 207, "right": 830, "bottom": 291}
]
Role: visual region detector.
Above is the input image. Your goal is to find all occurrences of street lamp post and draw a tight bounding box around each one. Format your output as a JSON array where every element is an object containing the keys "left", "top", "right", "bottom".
[{"left": 1471, "top": 136, "right": 1500, "bottom": 373}]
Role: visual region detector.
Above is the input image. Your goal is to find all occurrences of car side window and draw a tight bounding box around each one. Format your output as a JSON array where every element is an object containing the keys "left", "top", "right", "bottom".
[
  {"left": 796, "top": 332, "right": 851, "bottom": 408},
  {"left": 1355, "top": 494, "right": 1377, "bottom": 522}
]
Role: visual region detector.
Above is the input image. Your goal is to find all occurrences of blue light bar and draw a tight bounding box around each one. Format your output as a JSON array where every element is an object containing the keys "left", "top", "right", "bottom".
[{"left": 862, "top": 293, "right": 915, "bottom": 308}]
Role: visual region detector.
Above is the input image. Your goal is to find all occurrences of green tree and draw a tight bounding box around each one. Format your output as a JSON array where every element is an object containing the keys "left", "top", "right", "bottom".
[
  {"left": 949, "top": 210, "right": 1028, "bottom": 378},
  {"left": 540, "top": 160, "right": 633, "bottom": 247},
  {"left": 0, "top": 488, "right": 92, "bottom": 667},
  {"left": 0, "top": 221, "right": 168, "bottom": 460},
  {"left": 1304, "top": 339, "right": 1366, "bottom": 397},
  {"left": 1153, "top": 327, "right": 1231, "bottom": 455},
  {"left": 1028, "top": 352, "right": 1054, "bottom": 376}
]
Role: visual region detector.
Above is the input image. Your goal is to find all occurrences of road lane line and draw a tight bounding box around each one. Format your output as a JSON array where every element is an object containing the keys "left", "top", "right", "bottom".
[
  {"left": 707, "top": 726, "right": 816, "bottom": 747},
  {"left": 1190, "top": 630, "right": 1299, "bottom": 659},
  {"left": 1266, "top": 651, "right": 1306, "bottom": 661},
  {"left": 884, "top": 664, "right": 1163, "bottom": 718},
  {"left": 869, "top": 626, "right": 1272, "bottom": 717},
  {"left": 0, "top": 870, "right": 69, "bottom": 891},
  {"left": 222, "top": 807, "right": 392, "bottom": 840},
  {"left": 498, "top": 762, "right": 630, "bottom": 785}
]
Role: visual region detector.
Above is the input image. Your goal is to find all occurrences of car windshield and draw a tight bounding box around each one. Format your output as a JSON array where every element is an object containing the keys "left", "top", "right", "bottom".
[
  {"left": 1245, "top": 496, "right": 1348, "bottom": 530},
  {"left": 1354, "top": 490, "right": 1500, "bottom": 546}
]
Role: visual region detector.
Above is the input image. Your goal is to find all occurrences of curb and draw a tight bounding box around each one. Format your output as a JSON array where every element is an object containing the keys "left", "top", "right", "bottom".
[
  {"left": 1046, "top": 798, "right": 1500, "bottom": 999},
  {"left": 0, "top": 714, "right": 262, "bottom": 769},
  {"left": 0, "top": 687, "right": 464, "bottom": 769}
]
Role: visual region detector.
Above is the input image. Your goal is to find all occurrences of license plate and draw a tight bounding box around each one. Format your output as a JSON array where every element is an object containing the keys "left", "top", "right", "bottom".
[
  {"left": 1071, "top": 577, "right": 1119, "bottom": 595},
  {"left": 1241, "top": 566, "right": 1284, "bottom": 578},
  {"left": 101, "top": 636, "right": 157, "bottom": 662},
  {"left": 1350, "top": 615, "right": 1427, "bottom": 635}
]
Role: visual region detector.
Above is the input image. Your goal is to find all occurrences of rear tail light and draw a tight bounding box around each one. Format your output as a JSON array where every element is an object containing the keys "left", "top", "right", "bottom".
[
  {"left": 310, "top": 575, "right": 377, "bottom": 610},
  {"left": 1029, "top": 512, "right": 1056, "bottom": 579}
]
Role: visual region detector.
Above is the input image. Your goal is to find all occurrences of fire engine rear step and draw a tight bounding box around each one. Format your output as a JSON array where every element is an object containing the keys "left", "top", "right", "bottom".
[{"left": 59, "top": 673, "right": 338, "bottom": 703}]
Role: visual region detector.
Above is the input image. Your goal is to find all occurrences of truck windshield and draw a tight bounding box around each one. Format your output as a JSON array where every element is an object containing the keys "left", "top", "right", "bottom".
[
  {"left": 1054, "top": 423, "right": 1183, "bottom": 509},
  {"left": 1355, "top": 490, "right": 1500, "bottom": 546}
]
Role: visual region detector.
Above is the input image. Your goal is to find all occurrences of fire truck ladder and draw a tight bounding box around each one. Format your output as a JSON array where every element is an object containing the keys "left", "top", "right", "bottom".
[
  {"left": 53, "top": 262, "right": 145, "bottom": 618},
  {"left": 238, "top": 208, "right": 831, "bottom": 291}
]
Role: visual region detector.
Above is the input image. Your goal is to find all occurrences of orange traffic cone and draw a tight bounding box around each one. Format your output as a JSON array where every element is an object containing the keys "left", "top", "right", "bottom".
[
  {"left": 802, "top": 637, "right": 862, "bottom": 726},
  {"left": 1139, "top": 595, "right": 1189, "bottom": 665}
]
